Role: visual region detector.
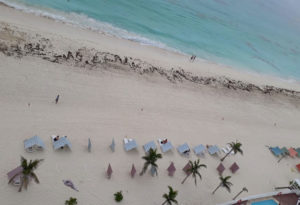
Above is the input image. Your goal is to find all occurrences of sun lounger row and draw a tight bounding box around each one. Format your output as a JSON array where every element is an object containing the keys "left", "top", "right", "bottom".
[
  {"left": 120, "top": 138, "right": 227, "bottom": 157},
  {"left": 24, "top": 135, "right": 233, "bottom": 158},
  {"left": 269, "top": 146, "right": 300, "bottom": 158},
  {"left": 24, "top": 135, "right": 71, "bottom": 152}
]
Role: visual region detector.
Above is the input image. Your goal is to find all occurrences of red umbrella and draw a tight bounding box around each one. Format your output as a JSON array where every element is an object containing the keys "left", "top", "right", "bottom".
[
  {"left": 107, "top": 164, "right": 113, "bottom": 179},
  {"left": 131, "top": 164, "right": 136, "bottom": 178},
  {"left": 167, "top": 162, "right": 176, "bottom": 176}
]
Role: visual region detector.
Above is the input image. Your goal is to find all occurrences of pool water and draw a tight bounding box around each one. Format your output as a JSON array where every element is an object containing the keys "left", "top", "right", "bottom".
[{"left": 251, "top": 199, "right": 278, "bottom": 205}]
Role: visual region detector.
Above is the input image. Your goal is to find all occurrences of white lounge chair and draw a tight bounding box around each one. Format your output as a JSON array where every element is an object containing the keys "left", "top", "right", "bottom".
[
  {"left": 226, "top": 145, "right": 235, "bottom": 155},
  {"left": 222, "top": 147, "right": 230, "bottom": 154}
]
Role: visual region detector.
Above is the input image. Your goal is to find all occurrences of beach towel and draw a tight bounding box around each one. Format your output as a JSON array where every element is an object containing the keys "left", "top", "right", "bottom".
[{"left": 63, "top": 180, "right": 79, "bottom": 191}]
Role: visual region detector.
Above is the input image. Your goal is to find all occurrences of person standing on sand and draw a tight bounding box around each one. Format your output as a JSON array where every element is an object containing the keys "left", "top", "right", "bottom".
[
  {"left": 190, "top": 55, "right": 196, "bottom": 62},
  {"left": 55, "top": 95, "right": 60, "bottom": 104}
]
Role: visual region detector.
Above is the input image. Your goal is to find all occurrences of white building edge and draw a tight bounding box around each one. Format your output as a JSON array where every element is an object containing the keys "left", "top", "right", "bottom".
[{"left": 218, "top": 179, "right": 300, "bottom": 205}]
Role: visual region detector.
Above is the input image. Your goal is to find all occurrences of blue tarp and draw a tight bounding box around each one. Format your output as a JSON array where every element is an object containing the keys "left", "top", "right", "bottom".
[
  {"left": 143, "top": 141, "right": 157, "bottom": 152},
  {"left": 177, "top": 143, "right": 190, "bottom": 154},
  {"left": 24, "top": 135, "right": 45, "bottom": 149},
  {"left": 161, "top": 141, "right": 173, "bottom": 153},
  {"left": 270, "top": 146, "right": 282, "bottom": 156},
  {"left": 208, "top": 145, "right": 220, "bottom": 155},
  {"left": 124, "top": 140, "right": 137, "bottom": 151},
  {"left": 193, "top": 144, "right": 206, "bottom": 155},
  {"left": 53, "top": 137, "right": 72, "bottom": 150}
]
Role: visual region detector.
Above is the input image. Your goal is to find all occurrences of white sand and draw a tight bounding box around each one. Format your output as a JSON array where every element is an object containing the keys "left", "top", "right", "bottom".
[{"left": 0, "top": 4, "right": 300, "bottom": 205}]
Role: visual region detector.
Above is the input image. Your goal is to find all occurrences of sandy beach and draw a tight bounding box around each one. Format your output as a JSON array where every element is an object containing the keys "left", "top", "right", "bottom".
[{"left": 1, "top": 4, "right": 300, "bottom": 205}]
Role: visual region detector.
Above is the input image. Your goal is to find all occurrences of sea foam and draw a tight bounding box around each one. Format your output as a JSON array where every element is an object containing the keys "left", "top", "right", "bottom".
[{"left": 0, "top": 0, "right": 181, "bottom": 55}]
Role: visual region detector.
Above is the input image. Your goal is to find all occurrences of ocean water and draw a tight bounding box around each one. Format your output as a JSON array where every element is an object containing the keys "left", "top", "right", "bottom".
[{"left": 1, "top": 0, "right": 300, "bottom": 80}]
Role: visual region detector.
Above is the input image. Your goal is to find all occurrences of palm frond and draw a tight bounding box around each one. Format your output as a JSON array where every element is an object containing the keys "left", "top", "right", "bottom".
[
  {"left": 172, "top": 199, "right": 178, "bottom": 204},
  {"left": 30, "top": 172, "right": 40, "bottom": 184},
  {"left": 21, "top": 156, "right": 27, "bottom": 169},
  {"left": 199, "top": 164, "right": 207, "bottom": 168},
  {"left": 196, "top": 172, "right": 202, "bottom": 180},
  {"left": 163, "top": 186, "right": 178, "bottom": 205},
  {"left": 224, "top": 184, "right": 231, "bottom": 193}
]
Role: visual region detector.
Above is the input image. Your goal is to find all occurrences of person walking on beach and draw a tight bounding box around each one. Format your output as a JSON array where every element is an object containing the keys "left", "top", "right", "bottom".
[
  {"left": 190, "top": 55, "right": 196, "bottom": 62},
  {"left": 55, "top": 95, "right": 60, "bottom": 104}
]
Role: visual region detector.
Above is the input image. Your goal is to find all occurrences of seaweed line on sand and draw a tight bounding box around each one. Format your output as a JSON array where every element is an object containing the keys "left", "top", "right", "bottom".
[{"left": 0, "top": 28, "right": 299, "bottom": 99}]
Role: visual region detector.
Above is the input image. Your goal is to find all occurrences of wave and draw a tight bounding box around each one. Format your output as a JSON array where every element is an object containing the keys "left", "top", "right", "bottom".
[{"left": 0, "top": 0, "right": 183, "bottom": 55}]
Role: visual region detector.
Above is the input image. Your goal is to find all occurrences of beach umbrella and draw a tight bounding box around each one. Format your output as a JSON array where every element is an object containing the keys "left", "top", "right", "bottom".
[
  {"left": 182, "top": 162, "right": 191, "bottom": 175},
  {"left": 107, "top": 164, "right": 113, "bottom": 179},
  {"left": 167, "top": 162, "right": 176, "bottom": 176},
  {"left": 217, "top": 163, "right": 225, "bottom": 175},
  {"left": 88, "top": 138, "right": 91, "bottom": 152},
  {"left": 229, "top": 162, "right": 239, "bottom": 174},
  {"left": 110, "top": 139, "right": 115, "bottom": 152},
  {"left": 131, "top": 164, "right": 136, "bottom": 178}
]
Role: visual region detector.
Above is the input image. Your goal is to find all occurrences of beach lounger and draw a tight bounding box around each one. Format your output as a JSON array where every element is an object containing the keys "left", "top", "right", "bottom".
[
  {"left": 124, "top": 138, "right": 137, "bottom": 151},
  {"left": 288, "top": 147, "right": 297, "bottom": 158},
  {"left": 143, "top": 141, "right": 157, "bottom": 153},
  {"left": 193, "top": 144, "right": 206, "bottom": 156},
  {"left": 167, "top": 162, "right": 176, "bottom": 176},
  {"left": 295, "top": 148, "right": 300, "bottom": 157},
  {"left": 222, "top": 147, "right": 229, "bottom": 154},
  {"left": 52, "top": 136, "right": 72, "bottom": 150},
  {"left": 226, "top": 145, "right": 235, "bottom": 155},
  {"left": 24, "top": 135, "right": 45, "bottom": 152},
  {"left": 7, "top": 166, "right": 23, "bottom": 186},
  {"left": 230, "top": 162, "right": 239, "bottom": 173},
  {"left": 277, "top": 147, "right": 289, "bottom": 163},
  {"left": 281, "top": 147, "right": 289, "bottom": 155},
  {"left": 158, "top": 139, "right": 173, "bottom": 153},
  {"left": 270, "top": 146, "right": 282, "bottom": 157},
  {"left": 217, "top": 163, "right": 225, "bottom": 175},
  {"left": 177, "top": 143, "right": 190, "bottom": 155}
]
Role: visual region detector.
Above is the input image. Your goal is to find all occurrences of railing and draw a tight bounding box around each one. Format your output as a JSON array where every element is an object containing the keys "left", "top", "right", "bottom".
[{"left": 217, "top": 189, "right": 293, "bottom": 205}]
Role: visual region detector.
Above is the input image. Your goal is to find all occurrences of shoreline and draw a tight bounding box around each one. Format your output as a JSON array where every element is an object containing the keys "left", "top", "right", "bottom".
[
  {"left": 0, "top": 2, "right": 300, "bottom": 93},
  {"left": 1, "top": 2, "right": 300, "bottom": 205}
]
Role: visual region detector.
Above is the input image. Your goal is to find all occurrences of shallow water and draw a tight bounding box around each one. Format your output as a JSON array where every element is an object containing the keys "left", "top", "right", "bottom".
[{"left": 2, "top": 0, "right": 300, "bottom": 80}]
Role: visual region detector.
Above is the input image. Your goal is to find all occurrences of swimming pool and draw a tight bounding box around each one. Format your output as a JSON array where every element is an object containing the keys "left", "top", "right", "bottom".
[{"left": 251, "top": 199, "right": 278, "bottom": 205}]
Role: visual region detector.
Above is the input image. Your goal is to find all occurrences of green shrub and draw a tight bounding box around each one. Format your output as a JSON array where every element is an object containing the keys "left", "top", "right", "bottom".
[
  {"left": 114, "top": 191, "right": 123, "bottom": 202},
  {"left": 65, "top": 197, "right": 77, "bottom": 205}
]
